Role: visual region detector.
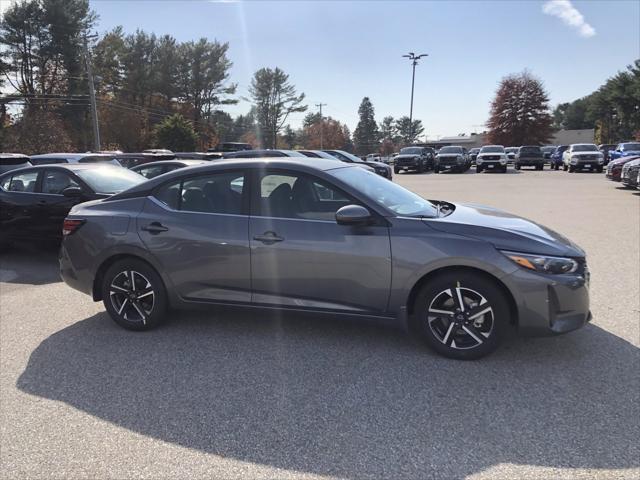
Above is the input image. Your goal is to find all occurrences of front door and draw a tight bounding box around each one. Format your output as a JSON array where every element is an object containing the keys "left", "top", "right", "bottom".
[
  {"left": 250, "top": 170, "right": 392, "bottom": 314},
  {"left": 138, "top": 169, "right": 251, "bottom": 303}
]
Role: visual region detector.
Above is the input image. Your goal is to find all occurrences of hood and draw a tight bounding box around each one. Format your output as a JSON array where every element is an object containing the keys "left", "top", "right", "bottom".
[
  {"left": 364, "top": 160, "right": 389, "bottom": 168},
  {"left": 571, "top": 151, "right": 600, "bottom": 156},
  {"left": 611, "top": 156, "right": 640, "bottom": 167},
  {"left": 395, "top": 154, "right": 420, "bottom": 159},
  {"left": 425, "top": 203, "right": 584, "bottom": 257},
  {"left": 437, "top": 153, "right": 462, "bottom": 158},
  {"left": 477, "top": 153, "right": 504, "bottom": 158}
]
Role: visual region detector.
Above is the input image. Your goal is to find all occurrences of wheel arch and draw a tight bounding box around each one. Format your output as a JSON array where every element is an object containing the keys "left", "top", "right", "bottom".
[
  {"left": 93, "top": 253, "right": 164, "bottom": 301},
  {"left": 405, "top": 265, "right": 518, "bottom": 326}
]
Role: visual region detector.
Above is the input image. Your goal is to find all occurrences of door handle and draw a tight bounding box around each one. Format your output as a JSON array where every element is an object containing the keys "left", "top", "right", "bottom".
[
  {"left": 253, "top": 231, "right": 284, "bottom": 244},
  {"left": 141, "top": 222, "right": 169, "bottom": 234}
]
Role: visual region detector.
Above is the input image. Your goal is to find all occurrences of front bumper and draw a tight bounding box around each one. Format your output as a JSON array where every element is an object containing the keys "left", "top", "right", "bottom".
[
  {"left": 504, "top": 266, "right": 591, "bottom": 336},
  {"left": 516, "top": 158, "right": 544, "bottom": 166}
]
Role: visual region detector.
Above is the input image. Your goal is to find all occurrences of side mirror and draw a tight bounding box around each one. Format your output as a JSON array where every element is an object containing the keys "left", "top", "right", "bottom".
[
  {"left": 62, "top": 186, "right": 83, "bottom": 198},
  {"left": 335, "top": 205, "right": 373, "bottom": 226}
]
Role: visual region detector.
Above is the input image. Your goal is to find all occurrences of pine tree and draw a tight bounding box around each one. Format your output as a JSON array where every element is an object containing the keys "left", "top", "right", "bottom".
[{"left": 353, "top": 97, "right": 379, "bottom": 155}]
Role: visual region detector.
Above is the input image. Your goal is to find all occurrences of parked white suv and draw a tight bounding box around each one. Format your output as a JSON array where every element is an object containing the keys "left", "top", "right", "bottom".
[{"left": 562, "top": 144, "right": 604, "bottom": 173}]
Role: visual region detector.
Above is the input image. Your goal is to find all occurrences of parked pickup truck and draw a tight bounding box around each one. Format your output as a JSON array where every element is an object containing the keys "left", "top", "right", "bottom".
[{"left": 515, "top": 146, "right": 544, "bottom": 170}]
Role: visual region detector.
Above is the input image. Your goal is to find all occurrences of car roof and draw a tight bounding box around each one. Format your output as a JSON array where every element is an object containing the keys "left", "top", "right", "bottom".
[
  {"left": 29, "top": 152, "right": 116, "bottom": 159},
  {"left": 133, "top": 159, "right": 207, "bottom": 168},
  {"left": 0, "top": 153, "right": 30, "bottom": 159},
  {"left": 570, "top": 143, "right": 597, "bottom": 147},
  {"left": 0, "top": 162, "right": 123, "bottom": 178},
  {"left": 111, "top": 158, "right": 352, "bottom": 199}
]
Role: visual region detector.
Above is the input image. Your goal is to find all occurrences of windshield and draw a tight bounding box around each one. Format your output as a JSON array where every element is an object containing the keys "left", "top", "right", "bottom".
[
  {"left": 520, "top": 146, "right": 541, "bottom": 153},
  {"left": 439, "top": 147, "right": 463, "bottom": 154},
  {"left": 505, "top": 147, "right": 518, "bottom": 152},
  {"left": 572, "top": 144, "right": 598, "bottom": 152},
  {"left": 331, "top": 166, "right": 438, "bottom": 217},
  {"left": 400, "top": 147, "right": 423, "bottom": 155},
  {"left": 622, "top": 143, "right": 640, "bottom": 151},
  {"left": 541, "top": 146, "right": 555, "bottom": 152},
  {"left": 75, "top": 166, "right": 145, "bottom": 194},
  {"left": 480, "top": 146, "right": 504, "bottom": 153}
]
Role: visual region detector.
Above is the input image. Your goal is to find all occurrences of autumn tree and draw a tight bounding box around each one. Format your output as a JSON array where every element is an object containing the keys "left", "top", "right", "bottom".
[
  {"left": 487, "top": 71, "right": 554, "bottom": 146},
  {"left": 353, "top": 97, "right": 379, "bottom": 155},
  {"left": 249, "top": 67, "right": 307, "bottom": 148},
  {"left": 152, "top": 114, "right": 198, "bottom": 151},
  {"left": 303, "top": 117, "right": 348, "bottom": 149}
]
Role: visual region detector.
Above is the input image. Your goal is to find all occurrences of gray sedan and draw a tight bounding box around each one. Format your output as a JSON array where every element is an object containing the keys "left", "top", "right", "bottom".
[{"left": 59, "top": 158, "right": 591, "bottom": 359}]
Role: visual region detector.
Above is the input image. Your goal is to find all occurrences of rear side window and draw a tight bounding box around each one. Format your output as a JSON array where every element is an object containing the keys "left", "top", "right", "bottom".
[
  {"left": 154, "top": 171, "right": 245, "bottom": 215},
  {"left": 4, "top": 171, "right": 39, "bottom": 192}
]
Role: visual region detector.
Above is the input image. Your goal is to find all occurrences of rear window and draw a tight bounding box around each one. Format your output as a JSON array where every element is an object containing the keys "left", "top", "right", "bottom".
[
  {"left": 0, "top": 156, "right": 30, "bottom": 166},
  {"left": 75, "top": 166, "right": 145, "bottom": 194}
]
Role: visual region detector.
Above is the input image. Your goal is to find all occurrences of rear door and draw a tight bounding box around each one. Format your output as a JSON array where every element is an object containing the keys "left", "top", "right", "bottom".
[
  {"left": 249, "top": 169, "right": 392, "bottom": 313},
  {"left": 138, "top": 169, "right": 251, "bottom": 303},
  {"left": 38, "top": 169, "right": 87, "bottom": 239}
]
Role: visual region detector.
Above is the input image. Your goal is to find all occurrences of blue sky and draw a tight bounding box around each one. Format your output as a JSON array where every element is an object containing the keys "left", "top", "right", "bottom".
[{"left": 88, "top": 0, "right": 639, "bottom": 139}]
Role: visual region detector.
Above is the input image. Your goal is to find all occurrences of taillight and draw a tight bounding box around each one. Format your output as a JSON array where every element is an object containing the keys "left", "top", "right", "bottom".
[{"left": 62, "top": 219, "right": 85, "bottom": 236}]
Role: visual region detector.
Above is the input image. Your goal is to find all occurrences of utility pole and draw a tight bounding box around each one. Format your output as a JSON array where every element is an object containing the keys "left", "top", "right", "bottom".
[
  {"left": 316, "top": 102, "right": 327, "bottom": 149},
  {"left": 83, "top": 34, "right": 101, "bottom": 151},
  {"left": 402, "top": 52, "right": 428, "bottom": 143}
]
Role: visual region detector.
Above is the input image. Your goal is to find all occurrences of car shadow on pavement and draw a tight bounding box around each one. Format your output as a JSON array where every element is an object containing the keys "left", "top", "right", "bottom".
[
  {"left": 17, "top": 310, "right": 640, "bottom": 479},
  {"left": 0, "top": 244, "right": 61, "bottom": 285}
]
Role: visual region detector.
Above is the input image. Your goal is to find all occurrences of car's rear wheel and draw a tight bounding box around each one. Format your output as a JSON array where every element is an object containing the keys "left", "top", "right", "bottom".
[
  {"left": 412, "top": 271, "right": 509, "bottom": 360},
  {"left": 101, "top": 259, "right": 167, "bottom": 331}
]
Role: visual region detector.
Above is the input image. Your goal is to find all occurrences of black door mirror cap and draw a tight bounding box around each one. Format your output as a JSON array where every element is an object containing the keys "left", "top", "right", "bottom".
[
  {"left": 62, "top": 186, "right": 84, "bottom": 197},
  {"left": 335, "top": 204, "right": 373, "bottom": 226}
]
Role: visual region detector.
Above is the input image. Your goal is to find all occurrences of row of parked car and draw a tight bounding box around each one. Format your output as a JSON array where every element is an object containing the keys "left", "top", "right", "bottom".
[{"left": 606, "top": 154, "right": 640, "bottom": 190}]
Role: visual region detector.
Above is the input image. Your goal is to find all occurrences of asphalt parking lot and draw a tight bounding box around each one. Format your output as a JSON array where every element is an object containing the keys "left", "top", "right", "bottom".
[{"left": 1, "top": 167, "right": 638, "bottom": 480}]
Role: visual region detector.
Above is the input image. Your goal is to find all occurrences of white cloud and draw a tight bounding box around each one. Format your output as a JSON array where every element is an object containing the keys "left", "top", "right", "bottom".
[
  {"left": 1, "top": 0, "right": 18, "bottom": 19},
  {"left": 542, "top": 0, "right": 596, "bottom": 38}
]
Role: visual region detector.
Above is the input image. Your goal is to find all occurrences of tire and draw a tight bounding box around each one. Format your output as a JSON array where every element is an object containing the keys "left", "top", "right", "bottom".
[
  {"left": 434, "top": 165, "right": 440, "bottom": 174},
  {"left": 394, "top": 166, "right": 400, "bottom": 174},
  {"left": 501, "top": 166, "right": 507, "bottom": 173},
  {"left": 537, "top": 164, "right": 543, "bottom": 171},
  {"left": 418, "top": 162, "right": 426, "bottom": 173},
  {"left": 596, "top": 166, "right": 603, "bottom": 173},
  {"left": 568, "top": 165, "right": 574, "bottom": 173},
  {"left": 476, "top": 166, "right": 482, "bottom": 173},
  {"left": 515, "top": 164, "right": 521, "bottom": 170},
  {"left": 563, "top": 164, "right": 568, "bottom": 171},
  {"left": 101, "top": 258, "right": 168, "bottom": 331},
  {"left": 411, "top": 271, "right": 509, "bottom": 360}
]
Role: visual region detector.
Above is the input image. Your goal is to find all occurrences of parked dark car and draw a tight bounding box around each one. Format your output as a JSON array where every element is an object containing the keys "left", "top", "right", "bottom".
[
  {"left": 0, "top": 153, "right": 31, "bottom": 174},
  {"left": 223, "top": 149, "right": 305, "bottom": 159},
  {"left": 505, "top": 147, "right": 518, "bottom": 163},
  {"left": 515, "top": 146, "right": 544, "bottom": 170},
  {"left": 174, "top": 152, "right": 224, "bottom": 160},
  {"left": 393, "top": 146, "right": 434, "bottom": 174},
  {"left": 297, "top": 150, "right": 345, "bottom": 160},
  {"left": 116, "top": 152, "right": 176, "bottom": 168},
  {"left": 131, "top": 160, "right": 208, "bottom": 179},
  {"left": 59, "top": 158, "right": 590, "bottom": 360},
  {"left": 434, "top": 146, "right": 470, "bottom": 173},
  {"left": 598, "top": 144, "right": 618, "bottom": 165},
  {"left": 323, "top": 149, "right": 392, "bottom": 179},
  {"left": 29, "top": 153, "right": 122, "bottom": 166},
  {"left": 541, "top": 146, "right": 556, "bottom": 161},
  {"left": 621, "top": 158, "right": 640, "bottom": 188},
  {"left": 605, "top": 156, "right": 639, "bottom": 181},
  {"left": 476, "top": 145, "right": 508, "bottom": 173},
  {"left": 468, "top": 148, "right": 480, "bottom": 165},
  {"left": 609, "top": 142, "right": 640, "bottom": 161},
  {"left": 0, "top": 164, "right": 145, "bottom": 248},
  {"left": 208, "top": 142, "right": 253, "bottom": 153}
]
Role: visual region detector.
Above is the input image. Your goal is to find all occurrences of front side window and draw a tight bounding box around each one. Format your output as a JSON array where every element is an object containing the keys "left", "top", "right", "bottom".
[
  {"left": 42, "top": 170, "right": 80, "bottom": 194},
  {"left": 154, "top": 171, "right": 245, "bottom": 215},
  {"left": 258, "top": 172, "right": 353, "bottom": 221},
  {"left": 5, "top": 171, "right": 39, "bottom": 192}
]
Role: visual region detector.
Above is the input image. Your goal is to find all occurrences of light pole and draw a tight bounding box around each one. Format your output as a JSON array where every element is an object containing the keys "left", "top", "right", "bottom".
[{"left": 402, "top": 52, "right": 428, "bottom": 144}]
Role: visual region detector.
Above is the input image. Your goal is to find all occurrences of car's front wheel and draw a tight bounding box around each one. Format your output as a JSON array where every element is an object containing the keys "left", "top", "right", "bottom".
[
  {"left": 412, "top": 271, "right": 509, "bottom": 360},
  {"left": 101, "top": 258, "right": 167, "bottom": 331},
  {"left": 394, "top": 166, "right": 400, "bottom": 174}
]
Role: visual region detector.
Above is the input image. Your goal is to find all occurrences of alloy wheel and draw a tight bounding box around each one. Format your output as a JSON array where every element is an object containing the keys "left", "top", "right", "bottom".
[
  {"left": 109, "top": 270, "right": 155, "bottom": 324},
  {"left": 426, "top": 285, "right": 494, "bottom": 350}
]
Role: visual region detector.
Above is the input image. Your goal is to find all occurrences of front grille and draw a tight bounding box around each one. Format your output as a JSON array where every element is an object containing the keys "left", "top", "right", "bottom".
[
  {"left": 578, "top": 155, "right": 596, "bottom": 161},
  {"left": 482, "top": 155, "right": 499, "bottom": 161}
]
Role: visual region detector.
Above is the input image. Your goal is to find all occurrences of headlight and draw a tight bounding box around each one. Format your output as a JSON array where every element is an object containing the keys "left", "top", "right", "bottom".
[
  {"left": 501, "top": 250, "right": 579, "bottom": 274},
  {"left": 457, "top": 155, "right": 463, "bottom": 162},
  {"left": 570, "top": 156, "right": 579, "bottom": 164},
  {"left": 477, "top": 158, "right": 483, "bottom": 164},
  {"left": 499, "top": 158, "right": 506, "bottom": 164}
]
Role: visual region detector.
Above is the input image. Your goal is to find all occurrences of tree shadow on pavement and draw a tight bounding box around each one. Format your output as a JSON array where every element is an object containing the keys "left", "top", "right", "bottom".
[
  {"left": 0, "top": 244, "right": 61, "bottom": 285},
  {"left": 17, "top": 310, "right": 640, "bottom": 479}
]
